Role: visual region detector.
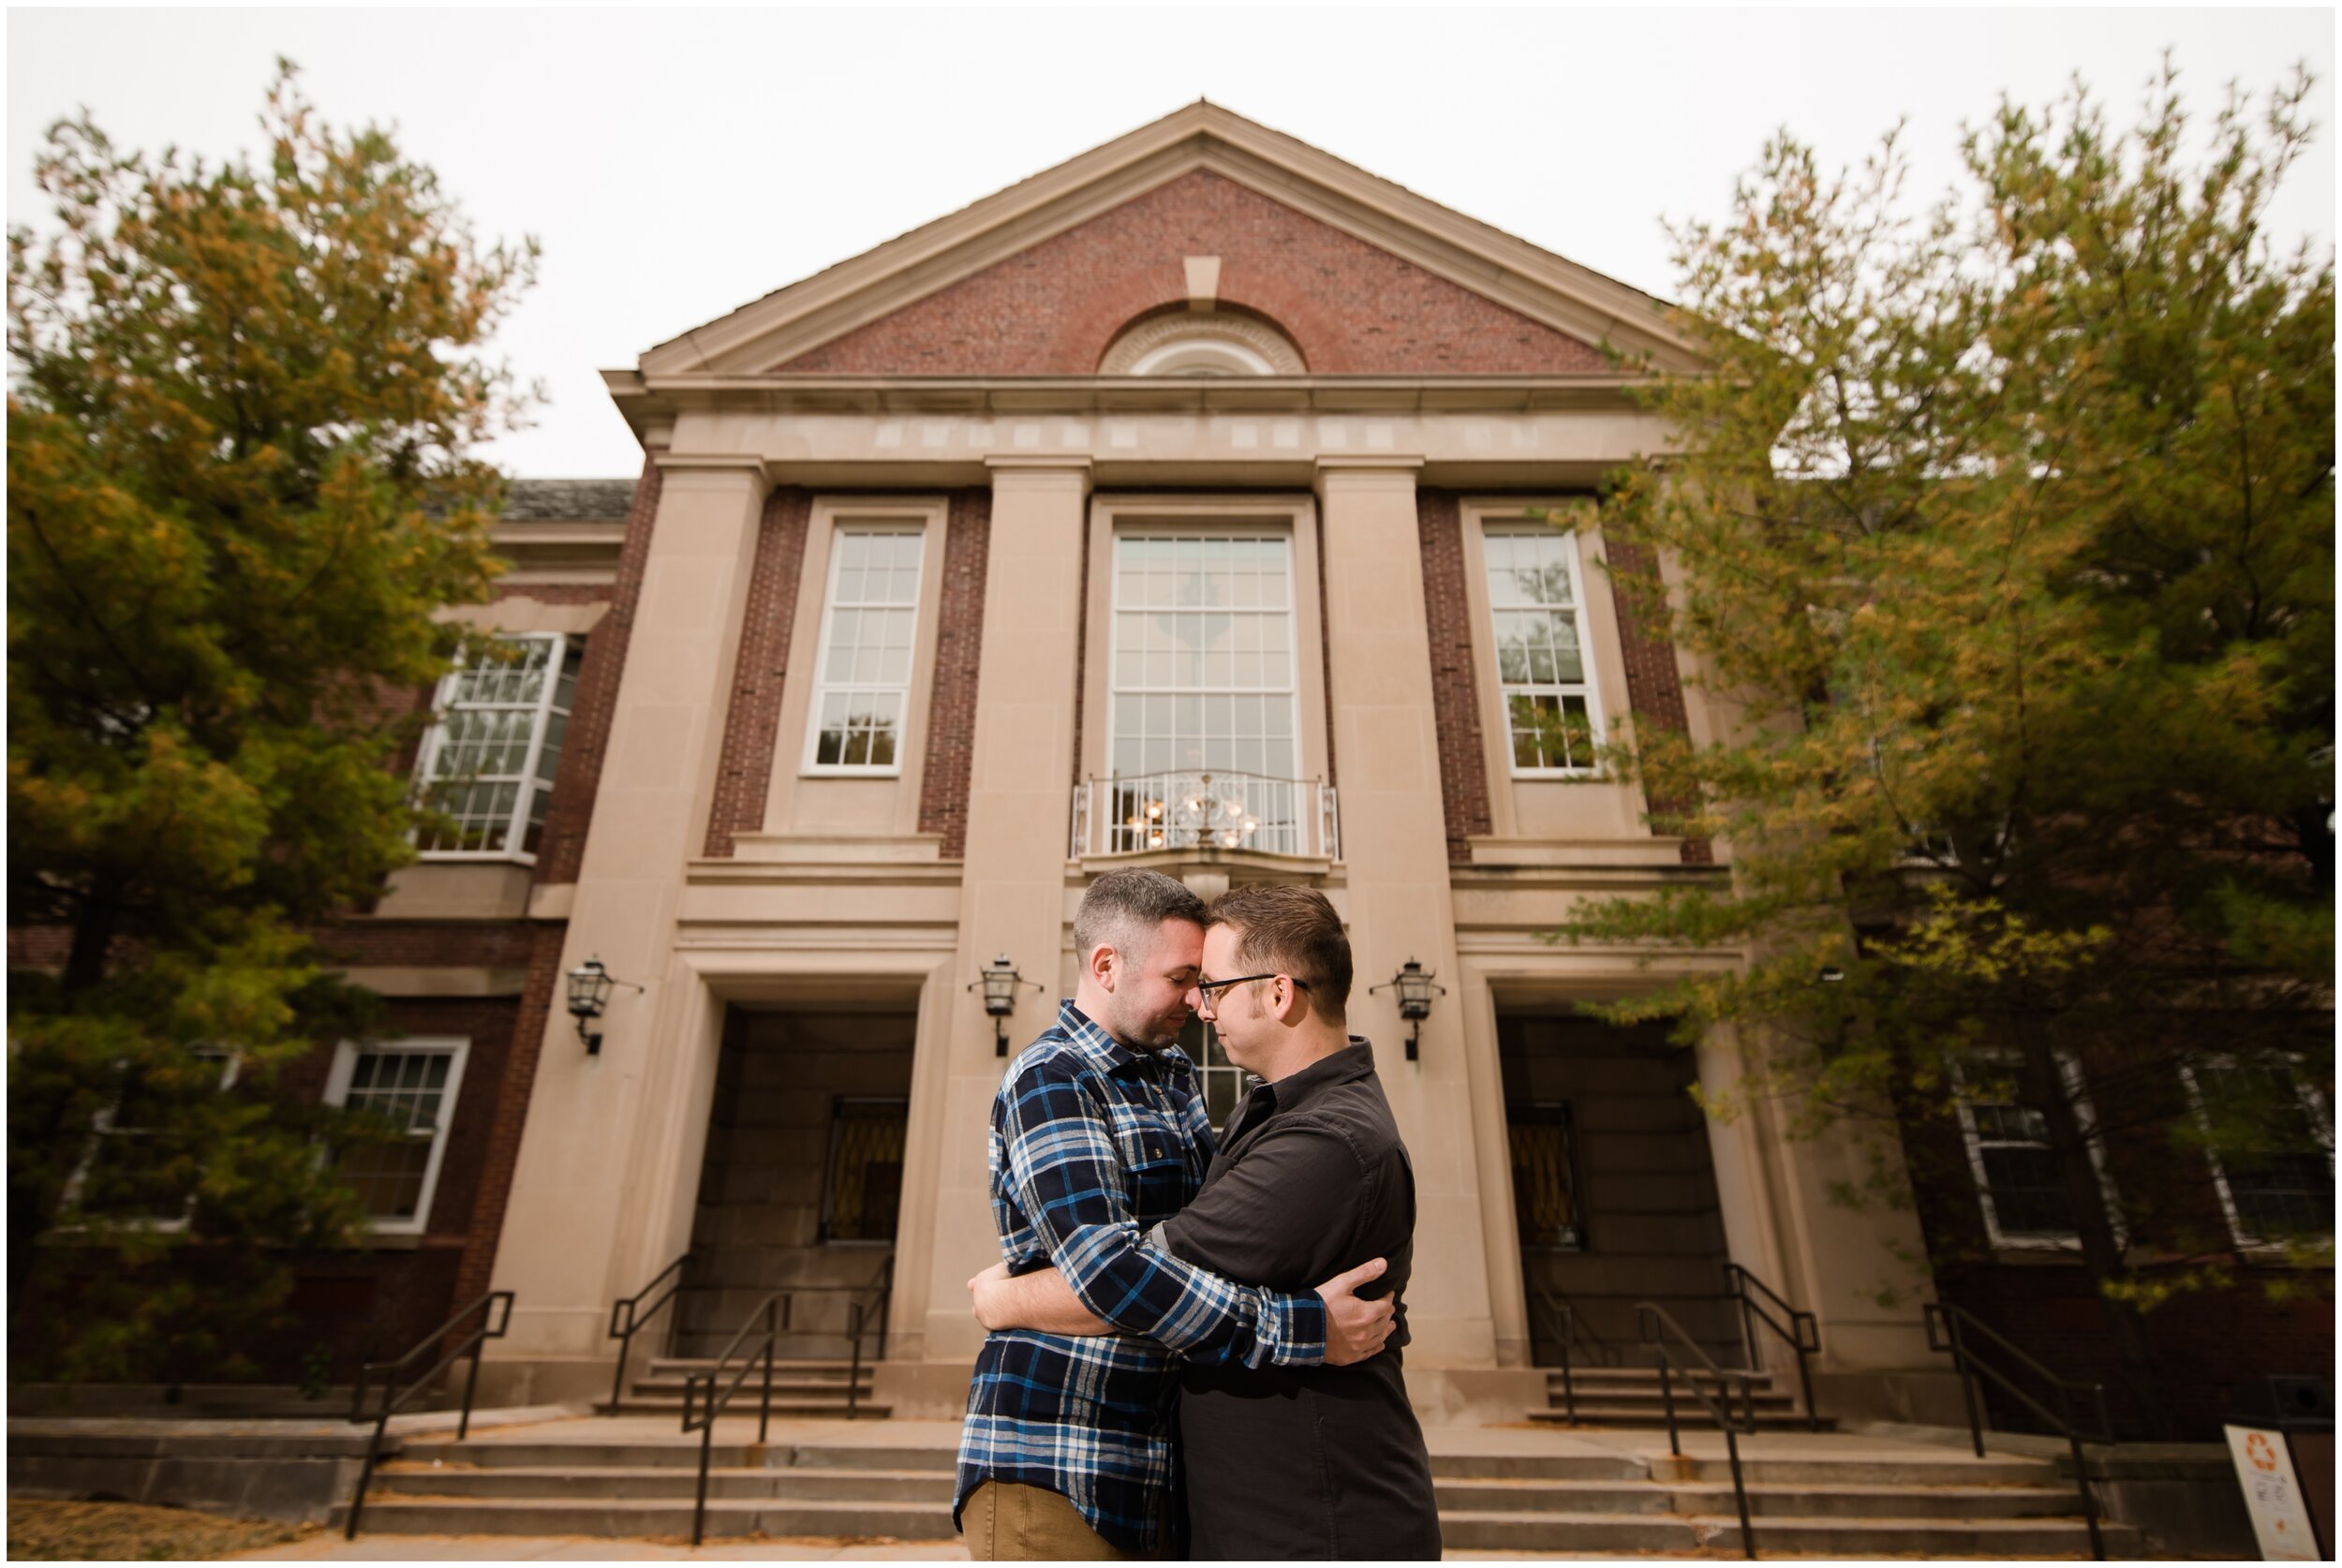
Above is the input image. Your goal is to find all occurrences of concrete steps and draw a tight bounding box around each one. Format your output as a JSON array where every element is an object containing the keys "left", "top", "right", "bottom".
[
  {"left": 369, "top": 1464, "right": 952, "bottom": 1502},
  {"left": 596, "top": 1358, "right": 886, "bottom": 1420},
  {"left": 344, "top": 1496, "right": 956, "bottom": 1540},
  {"left": 1440, "top": 1508, "right": 2131, "bottom": 1556},
  {"left": 339, "top": 1425, "right": 2140, "bottom": 1556},
  {"left": 1530, "top": 1367, "right": 1836, "bottom": 1432}
]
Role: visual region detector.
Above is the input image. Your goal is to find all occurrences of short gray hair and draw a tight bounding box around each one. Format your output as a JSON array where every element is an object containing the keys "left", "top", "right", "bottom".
[{"left": 1074, "top": 868, "right": 1208, "bottom": 965}]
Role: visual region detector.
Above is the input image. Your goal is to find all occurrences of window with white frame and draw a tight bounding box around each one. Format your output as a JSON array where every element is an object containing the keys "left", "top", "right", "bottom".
[
  {"left": 1482, "top": 525, "right": 1602, "bottom": 773},
  {"left": 325, "top": 1039, "right": 467, "bottom": 1234},
  {"left": 60, "top": 1049, "right": 241, "bottom": 1228},
  {"left": 1950, "top": 1051, "right": 2124, "bottom": 1250},
  {"left": 415, "top": 634, "right": 581, "bottom": 858},
  {"left": 2182, "top": 1058, "right": 2335, "bottom": 1247},
  {"left": 805, "top": 528, "right": 926, "bottom": 774},
  {"left": 1109, "top": 534, "right": 1299, "bottom": 779}
]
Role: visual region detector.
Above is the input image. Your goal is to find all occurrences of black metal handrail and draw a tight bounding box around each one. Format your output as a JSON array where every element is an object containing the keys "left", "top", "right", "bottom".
[
  {"left": 679, "top": 1291, "right": 789, "bottom": 1546},
  {"left": 1638, "top": 1301, "right": 1759, "bottom": 1561},
  {"left": 606, "top": 1250, "right": 694, "bottom": 1415},
  {"left": 1528, "top": 1285, "right": 1618, "bottom": 1424},
  {"left": 842, "top": 1256, "right": 894, "bottom": 1421},
  {"left": 343, "top": 1290, "right": 513, "bottom": 1540},
  {"left": 1722, "top": 1263, "right": 1823, "bottom": 1432},
  {"left": 1923, "top": 1302, "right": 2111, "bottom": 1561}
]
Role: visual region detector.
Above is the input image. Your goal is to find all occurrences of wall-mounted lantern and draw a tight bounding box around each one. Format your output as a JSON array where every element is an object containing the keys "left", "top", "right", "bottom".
[
  {"left": 970, "top": 954, "right": 1044, "bottom": 1057},
  {"left": 1370, "top": 957, "right": 1446, "bottom": 1062},
  {"left": 566, "top": 957, "right": 643, "bottom": 1056}
]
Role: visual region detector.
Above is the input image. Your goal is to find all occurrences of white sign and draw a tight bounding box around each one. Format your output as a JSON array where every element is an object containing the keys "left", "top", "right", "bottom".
[{"left": 2227, "top": 1423, "right": 2320, "bottom": 1561}]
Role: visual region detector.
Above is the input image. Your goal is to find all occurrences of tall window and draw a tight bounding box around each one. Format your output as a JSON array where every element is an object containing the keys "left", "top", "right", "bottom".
[
  {"left": 806, "top": 529, "right": 925, "bottom": 774},
  {"left": 415, "top": 634, "right": 580, "bottom": 858},
  {"left": 2184, "top": 1058, "right": 2335, "bottom": 1247},
  {"left": 1109, "top": 535, "right": 1299, "bottom": 780},
  {"left": 1482, "top": 525, "right": 1601, "bottom": 773},
  {"left": 1950, "top": 1052, "right": 2121, "bottom": 1250},
  {"left": 325, "top": 1039, "right": 468, "bottom": 1235}
]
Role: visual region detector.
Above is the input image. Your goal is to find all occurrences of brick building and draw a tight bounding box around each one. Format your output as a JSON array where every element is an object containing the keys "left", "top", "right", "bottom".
[{"left": 29, "top": 103, "right": 2327, "bottom": 1436}]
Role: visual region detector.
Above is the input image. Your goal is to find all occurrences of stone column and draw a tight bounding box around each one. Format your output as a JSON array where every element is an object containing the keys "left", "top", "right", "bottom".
[
  {"left": 1314, "top": 458, "right": 1497, "bottom": 1368},
  {"left": 917, "top": 457, "right": 1093, "bottom": 1362},
  {"left": 486, "top": 456, "right": 767, "bottom": 1386}
]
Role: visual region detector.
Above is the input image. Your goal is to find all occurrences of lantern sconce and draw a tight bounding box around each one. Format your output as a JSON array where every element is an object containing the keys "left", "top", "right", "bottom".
[
  {"left": 1370, "top": 958, "right": 1446, "bottom": 1063},
  {"left": 566, "top": 957, "right": 644, "bottom": 1056},
  {"left": 969, "top": 954, "right": 1045, "bottom": 1057}
]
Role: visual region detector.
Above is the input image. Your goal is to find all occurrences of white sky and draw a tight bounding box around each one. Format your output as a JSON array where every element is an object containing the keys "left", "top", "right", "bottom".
[{"left": 8, "top": 7, "right": 2335, "bottom": 478}]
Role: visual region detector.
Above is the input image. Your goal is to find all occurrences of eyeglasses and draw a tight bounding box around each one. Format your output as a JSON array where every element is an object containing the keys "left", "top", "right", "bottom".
[{"left": 1191, "top": 973, "right": 1310, "bottom": 1015}]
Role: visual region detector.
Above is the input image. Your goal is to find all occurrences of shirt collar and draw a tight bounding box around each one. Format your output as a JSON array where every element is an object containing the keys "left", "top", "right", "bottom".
[
  {"left": 1057, "top": 998, "right": 1159, "bottom": 1076},
  {"left": 1257, "top": 1037, "right": 1377, "bottom": 1114}
]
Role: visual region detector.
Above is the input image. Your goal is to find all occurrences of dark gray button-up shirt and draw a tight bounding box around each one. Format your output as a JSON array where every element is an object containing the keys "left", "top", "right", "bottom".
[{"left": 1154, "top": 1040, "right": 1441, "bottom": 1561}]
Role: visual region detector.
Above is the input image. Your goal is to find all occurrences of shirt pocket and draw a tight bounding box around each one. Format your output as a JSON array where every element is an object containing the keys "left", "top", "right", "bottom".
[{"left": 1114, "top": 1115, "right": 1190, "bottom": 1223}]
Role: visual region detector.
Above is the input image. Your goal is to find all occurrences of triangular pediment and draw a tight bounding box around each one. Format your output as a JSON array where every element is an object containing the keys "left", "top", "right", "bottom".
[{"left": 636, "top": 102, "right": 1701, "bottom": 378}]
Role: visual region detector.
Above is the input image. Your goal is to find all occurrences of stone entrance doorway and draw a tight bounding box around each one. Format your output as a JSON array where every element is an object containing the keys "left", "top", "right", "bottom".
[
  {"left": 674, "top": 1007, "right": 915, "bottom": 1357},
  {"left": 1500, "top": 1011, "right": 1738, "bottom": 1368}
]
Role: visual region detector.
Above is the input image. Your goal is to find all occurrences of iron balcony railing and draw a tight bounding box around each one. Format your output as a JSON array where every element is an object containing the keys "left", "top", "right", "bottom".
[{"left": 1072, "top": 770, "right": 1340, "bottom": 860}]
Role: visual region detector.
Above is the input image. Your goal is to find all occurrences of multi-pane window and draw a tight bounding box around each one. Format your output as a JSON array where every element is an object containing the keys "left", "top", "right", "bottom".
[
  {"left": 1178, "top": 1016, "right": 1255, "bottom": 1132},
  {"left": 326, "top": 1040, "right": 467, "bottom": 1234},
  {"left": 1950, "top": 1052, "right": 2120, "bottom": 1250},
  {"left": 2184, "top": 1059, "right": 2335, "bottom": 1247},
  {"left": 820, "top": 1098, "right": 909, "bottom": 1243},
  {"left": 807, "top": 529, "right": 925, "bottom": 773},
  {"left": 61, "top": 1050, "right": 240, "bottom": 1227},
  {"left": 1109, "top": 535, "right": 1299, "bottom": 781},
  {"left": 415, "top": 634, "right": 580, "bottom": 858},
  {"left": 1483, "top": 525, "right": 1601, "bottom": 773}
]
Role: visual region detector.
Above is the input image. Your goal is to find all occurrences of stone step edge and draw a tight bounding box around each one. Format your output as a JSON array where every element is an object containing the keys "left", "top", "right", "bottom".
[
  {"left": 1441, "top": 1507, "right": 2137, "bottom": 1533},
  {"left": 375, "top": 1466, "right": 2091, "bottom": 1507},
  {"left": 376, "top": 1465, "right": 951, "bottom": 1481}
]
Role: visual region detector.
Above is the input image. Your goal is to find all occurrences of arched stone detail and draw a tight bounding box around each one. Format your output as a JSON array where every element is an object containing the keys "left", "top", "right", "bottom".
[{"left": 1098, "top": 309, "right": 1308, "bottom": 376}]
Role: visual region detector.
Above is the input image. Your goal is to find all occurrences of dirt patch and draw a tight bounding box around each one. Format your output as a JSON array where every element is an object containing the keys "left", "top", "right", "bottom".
[{"left": 7, "top": 1500, "right": 316, "bottom": 1561}]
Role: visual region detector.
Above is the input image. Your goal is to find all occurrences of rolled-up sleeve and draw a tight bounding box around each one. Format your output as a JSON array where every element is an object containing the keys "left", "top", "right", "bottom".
[{"left": 1000, "top": 1055, "right": 1327, "bottom": 1368}]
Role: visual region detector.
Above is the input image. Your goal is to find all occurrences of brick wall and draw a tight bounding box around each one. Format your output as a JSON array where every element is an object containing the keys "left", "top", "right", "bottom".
[
  {"left": 1898, "top": 1068, "right": 2334, "bottom": 1440},
  {"left": 1416, "top": 490, "right": 1493, "bottom": 863},
  {"left": 538, "top": 460, "right": 662, "bottom": 886},
  {"left": 314, "top": 923, "right": 538, "bottom": 970},
  {"left": 1601, "top": 535, "right": 1712, "bottom": 865},
  {"left": 778, "top": 170, "right": 1608, "bottom": 377},
  {"left": 919, "top": 491, "right": 991, "bottom": 857},
  {"left": 448, "top": 921, "right": 572, "bottom": 1312},
  {"left": 704, "top": 486, "right": 811, "bottom": 856}
]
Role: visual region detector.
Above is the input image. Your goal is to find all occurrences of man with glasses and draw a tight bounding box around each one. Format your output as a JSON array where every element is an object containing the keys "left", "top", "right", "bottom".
[
  {"left": 972, "top": 882, "right": 1439, "bottom": 1560},
  {"left": 955, "top": 868, "right": 1399, "bottom": 1561}
]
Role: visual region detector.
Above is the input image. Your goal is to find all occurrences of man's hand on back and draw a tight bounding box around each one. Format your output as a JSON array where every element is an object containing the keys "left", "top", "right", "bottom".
[{"left": 1316, "top": 1257, "right": 1396, "bottom": 1366}]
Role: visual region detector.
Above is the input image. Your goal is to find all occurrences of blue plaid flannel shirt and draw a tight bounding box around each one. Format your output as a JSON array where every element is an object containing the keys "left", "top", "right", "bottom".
[{"left": 955, "top": 1000, "right": 1328, "bottom": 1554}]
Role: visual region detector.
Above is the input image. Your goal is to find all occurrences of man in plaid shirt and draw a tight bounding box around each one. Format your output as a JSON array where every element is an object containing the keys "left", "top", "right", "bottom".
[{"left": 956, "top": 869, "right": 1397, "bottom": 1559}]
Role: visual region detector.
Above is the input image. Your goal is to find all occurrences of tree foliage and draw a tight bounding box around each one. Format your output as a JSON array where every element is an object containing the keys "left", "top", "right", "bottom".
[
  {"left": 7, "top": 63, "right": 538, "bottom": 1377},
  {"left": 1562, "top": 62, "right": 2333, "bottom": 1437}
]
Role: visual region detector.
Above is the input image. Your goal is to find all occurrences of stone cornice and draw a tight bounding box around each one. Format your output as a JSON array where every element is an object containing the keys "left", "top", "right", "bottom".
[{"left": 604, "top": 370, "right": 1655, "bottom": 429}]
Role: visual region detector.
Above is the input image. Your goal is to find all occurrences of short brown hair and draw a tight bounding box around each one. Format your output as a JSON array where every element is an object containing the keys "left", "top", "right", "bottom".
[
  {"left": 1075, "top": 868, "right": 1208, "bottom": 965},
  {"left": 1208, "top": 884, "right": 1352, "bottom": 1023}
]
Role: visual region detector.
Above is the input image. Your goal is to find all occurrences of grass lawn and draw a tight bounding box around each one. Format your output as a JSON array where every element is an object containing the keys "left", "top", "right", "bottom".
[{"left": 7, "top": 1500, "right": 317, "bottom": 1561}]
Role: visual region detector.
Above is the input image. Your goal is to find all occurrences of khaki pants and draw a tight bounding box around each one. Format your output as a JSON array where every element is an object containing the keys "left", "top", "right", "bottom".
[{"left": 961, "top": 1479, "right": 1138, "bottom": 1561}]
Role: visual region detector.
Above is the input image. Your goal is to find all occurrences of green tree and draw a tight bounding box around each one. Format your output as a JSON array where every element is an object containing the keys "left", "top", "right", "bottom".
[
  {"left": 7, "top": 63, "right": 538, "bottom": 1377},
  {"left": 1560, "top": 63, "right": 2333, "bottom": 1438}
]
